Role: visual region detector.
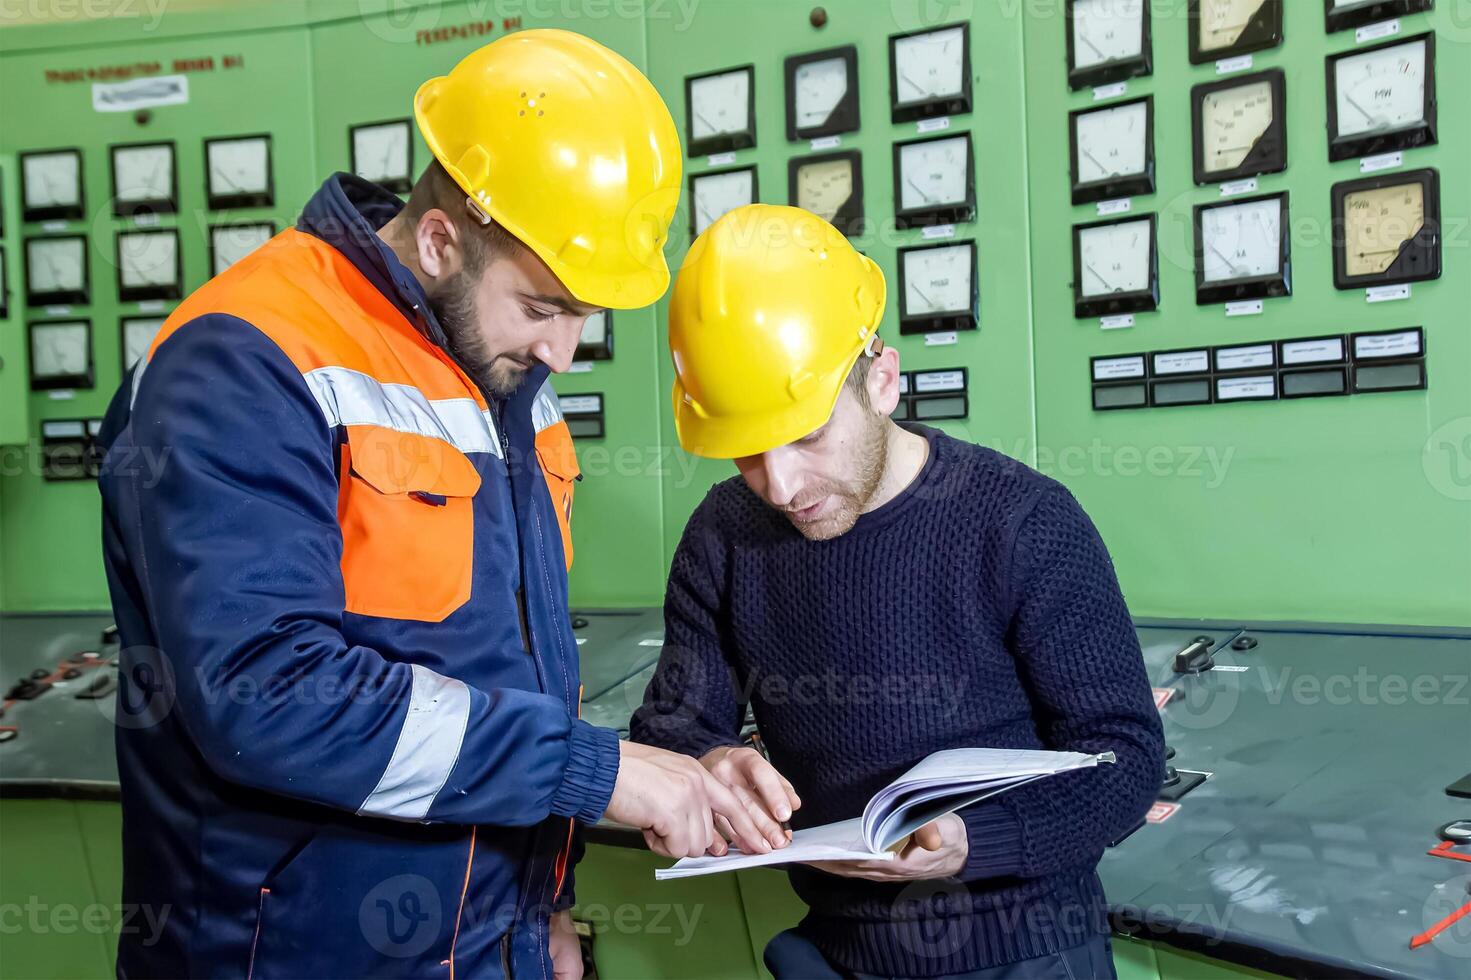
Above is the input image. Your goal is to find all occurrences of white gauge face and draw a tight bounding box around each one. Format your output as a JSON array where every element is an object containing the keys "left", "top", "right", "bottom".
[
  {"left": 579, "top": 311, "right": 608, "bottom": 347},
  {"left": 1198, "top": 0, "right": 1266, "bottom": 53},
  {"left": 1072, "top": 0, "right": 1145, "bottom": 70},
  {"left": 1200, "top": 80, "right": 1273, "bottom": 173},
  {"left": 207, "top": 137, "right": 271, "bottom": 197},
  {"left": 899, "top": 136, "right": 969, "bottom": 211},
  {"left": 1078, "top": 219, "right": 1152, "bottom": 297},
  {"left": 894, "top": 26, "right": 966, "bottom": 106},
  {"left": 113, "top": 144, "right": 174, "bottom": 204},
  {"left": 23, "top": 151, "right": 82, "bottom": 210},
  {"left": 1075, "top": 101, "right": 1148, "bottom": 182},
  {"left": 794, "top": 158, "right": 855, "bottom": 223},
  {"left": 31, "top": 322, "right": 89, "bottom": 377},
  {"left": 353, "top": 122, "right": 411, "bottom": 186},
  {"left": 1334, "top": 40, "right": 1428, "bottom": 138},
  {"left": 903, "top": 244, "right": 973, "bottom": 315},
  {"left": 690, "top": 68, "right": 752, "bottom": 140},
  {"left": 793, "top": 56, "right": 848, "bottom": 130},
  {"left": 123, "top": 317, "right": 166, "bottom": 369},
  {"left": 211, "top": 224, "right": 273, "bottom": 275},
  {"left": 1200, "top": 198, "right": 1282, "bottom": 282},
  {"left": 692, "top": 170, "right": 755, "bottom": 235},
  {"left": 26, "top": 238, "right": 86, "bottom": 294},
  {"left": 118, "top": 232, "right": 179, "bottom": 289}
]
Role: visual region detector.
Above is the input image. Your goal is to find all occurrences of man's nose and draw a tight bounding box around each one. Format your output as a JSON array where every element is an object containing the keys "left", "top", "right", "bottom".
[
  {"left": 532, "top": 319, "right": 581, "bottom": 374},
  {"left": 761, "top": 449, "right": 801, "bottom": 508}
]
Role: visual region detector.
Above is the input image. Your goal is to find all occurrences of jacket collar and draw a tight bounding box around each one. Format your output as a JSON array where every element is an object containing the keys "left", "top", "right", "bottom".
[{"left": 295, "top": 173, "right": 549, "bottom": 408}]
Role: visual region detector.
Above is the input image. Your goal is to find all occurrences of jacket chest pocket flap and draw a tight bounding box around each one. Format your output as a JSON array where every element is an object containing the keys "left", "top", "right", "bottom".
[
  {"left": 339, "top": 424, "right": 482, "bottom": 623},
  {"left": 534, "top": 419, "right": 580, "bottom": 571}
]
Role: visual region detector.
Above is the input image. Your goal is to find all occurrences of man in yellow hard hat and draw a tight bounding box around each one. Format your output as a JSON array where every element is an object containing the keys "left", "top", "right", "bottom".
[
  {"left": 98, "top": 31, "right": 768, "bottom": 978},
  {"left": 631, "top": 205, "right": 1164, "bottom": 978}
]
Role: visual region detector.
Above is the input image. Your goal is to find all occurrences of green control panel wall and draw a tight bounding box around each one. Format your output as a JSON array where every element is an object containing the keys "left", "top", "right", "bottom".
[
  {"left": 1024, "top": 1, "right": 1470, "bottom": 626},
  {"left": 1, "top": 0, "right": 1468, "bottom": 627}
]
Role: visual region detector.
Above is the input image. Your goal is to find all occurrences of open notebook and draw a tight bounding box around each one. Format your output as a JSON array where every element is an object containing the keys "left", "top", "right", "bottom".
[{"left": 655, "top": 747, "right": 1114, "bottom": 880}]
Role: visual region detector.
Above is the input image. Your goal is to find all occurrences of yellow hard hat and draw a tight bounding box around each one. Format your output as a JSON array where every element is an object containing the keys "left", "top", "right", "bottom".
[
  {"left": 414, "top": 29, "right": 681, "bottom": 310},
  {"left": 669, "top": 204, "right": 886, "bottom": 459}
]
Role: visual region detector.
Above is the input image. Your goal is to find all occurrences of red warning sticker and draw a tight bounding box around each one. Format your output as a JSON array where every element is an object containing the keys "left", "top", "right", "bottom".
[
  {"left": 1147, "top": 802, "right": 1180, "bottom": 824},
  {"left": 1152, "top": 688, "right": 1174, "bottom": 711}
]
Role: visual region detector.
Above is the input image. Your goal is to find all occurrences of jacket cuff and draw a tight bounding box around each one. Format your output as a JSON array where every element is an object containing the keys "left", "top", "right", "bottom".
[
  {"left": 549, "top": 721, "right": 621, "bottom": 824},
  {"left": 958, "top": 803, "right": 1026, "bottom": 880}
]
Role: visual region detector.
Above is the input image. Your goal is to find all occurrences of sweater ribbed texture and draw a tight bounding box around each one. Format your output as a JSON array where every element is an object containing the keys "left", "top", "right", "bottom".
[{"left": 631, "top": 425, "right": 1163, "bottom": 977}]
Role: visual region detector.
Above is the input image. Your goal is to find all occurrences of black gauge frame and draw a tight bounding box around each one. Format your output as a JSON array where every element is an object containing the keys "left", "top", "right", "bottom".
[
  {"left": 1191, "top": 69, "right": 1287, "bottom": 185},
  {"left": 892, "top": 132, "right": 976, "bottom": 229},
  {"left": 896, "top": 239, "right": 979, "bottom": 335},
  {"left": 1069, "top": 95, "right": 1156, "bottom": 204},
  {"left": 688, "top": 165, "right": 759, "bottom": 238},
  {"left": 28, "top": 319, "right": 95, "bottom": 391},
  {"left": 23, "top": 234, "right": 90, "bottom": 307},
  {"left": 1072, "top": 212, "right": 1160, "bottom": 318},
  {"left": 1193, "top": 191, "right": 1291, "bottom": 305},
  {"left": 784, "top": 45, "right": 861, "bottom": 141},
  {"left": 1066, "top": 0, "right": 1153, "bottom": 90},
  {"left": 685, "top": 65, "right": 757, "bottom": 157},
  {"left": 1188, "top": 0, "right": 1283, "bottom": 65},
  {"left": 349, "top": 119, "right": 414, "bottom": 195},
  {"left": 1330, "top": 167, "right": 1440, "bottom": 290},
  {"left": 888, "top": 22, "right": 973, "bottom": 123},
  {"left": 204, "top": 134, "right": 276, "bottom": 210},
  {"left": 115, "top": 228, "right": 184, "bottom": 302},
  {"left": 788, "top": 149, "right": 865, "bottom": 237},
  {"left": 19, "top": 148, "right": 86, "bottom": 223},
  {"left": 1325, "top": 31, "right": 1437, "bottom": 162}
]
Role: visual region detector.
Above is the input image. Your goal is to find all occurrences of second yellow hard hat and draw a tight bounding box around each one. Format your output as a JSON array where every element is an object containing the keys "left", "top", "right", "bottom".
[
  {"left": 669, "top": 205, "right": 887, "bottom": 459},
  {"left": 414, "top": 29, "right": 682, "bottom": 310}
]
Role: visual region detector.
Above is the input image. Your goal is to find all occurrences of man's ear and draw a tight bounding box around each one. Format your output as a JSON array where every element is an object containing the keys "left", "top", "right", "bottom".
[
  {"left": 867, "top": 346, "right": 902, "bottom": 415},
  {"left": 415, "top": 208, "right": 463, "bottom": 283}
]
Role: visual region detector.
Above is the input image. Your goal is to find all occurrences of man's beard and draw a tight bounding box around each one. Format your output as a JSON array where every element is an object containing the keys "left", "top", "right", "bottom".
[
  {"left": 431, "top": 268, "right": 530, "bottom": 398},
  {"left": 782, "top": 412, "right": 888, "bottom": 541}
]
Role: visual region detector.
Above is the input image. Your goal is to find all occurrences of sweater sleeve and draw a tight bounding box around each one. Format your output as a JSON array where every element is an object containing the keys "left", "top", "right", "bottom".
[
  {"left": 957, "top": 485, "right": 1164, "bottom": 881},
  {"left": 628, "top": 497, "right": 746, "bottom": 758}
]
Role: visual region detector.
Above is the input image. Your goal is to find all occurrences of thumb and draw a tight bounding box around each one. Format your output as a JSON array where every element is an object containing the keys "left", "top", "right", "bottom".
[{"left": 913, "top": 820, "right": 944, "bottom": 851}]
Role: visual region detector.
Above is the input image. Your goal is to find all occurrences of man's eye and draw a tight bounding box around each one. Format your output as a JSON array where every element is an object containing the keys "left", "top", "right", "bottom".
[{"left": 524, "top": 306, "right": 558, "bottom": 322}]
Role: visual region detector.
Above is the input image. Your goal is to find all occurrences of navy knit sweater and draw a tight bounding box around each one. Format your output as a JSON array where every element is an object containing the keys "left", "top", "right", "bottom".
[{"left": 630, "top": 425, "right": 1164, "bottom": 977}]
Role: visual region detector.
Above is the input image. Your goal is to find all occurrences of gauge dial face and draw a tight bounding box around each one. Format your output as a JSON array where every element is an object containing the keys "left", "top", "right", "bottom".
[
  {"left": 352, "top": 121, "right": 412, "bottom": 187},
  {"left": 112, "top": 143, "right": 175, "bottom": 207},
  {"left": 118, "top": 231, "right": 179, "bottom": 289},
  {"left": 903, "top": 244, "right": 973, "bottom": 316},
  {"left": 1333, "top": 39, "right": 1428, "bottom": 139},
  {"left": 1072, "top": 0, "right": 1146, "bottom": 70},
  {"left": 793, "top": 56, "right": 849, "bottom": 130},
  {"left": 893, "top": 26, "right": 966, "bottom": 106},
  {"left": 1075, "top": 100, "right": 1149, "bottom": 182},
  {"left": 26, "top": 237, "right": 86, "bottom": 295},
  {"left": 123, "top": 316, "right": 166, "bottom": 370},
  {"left": 1078, "top": 218, "right": 1153, "bottom": 297},
  {"left": 1199, "top": 79, "right": 1273, "bottom": 173},
  {"left": 22, "top": 151, "right": 82, "bottom": 212},
  {"left": 691, "top": 169, "right": 755, "bottom": 235},
  {"left": 1200, "top": 197, "right": 1282, "bottom": 282},
  {"left": 794, "top": 157, "right": 855, "bottom": 223},
  {"left": 690, "top": 68, "right": 752, "bottom": 141},
  {"left": 898, "top": 136, "right": 969, "bottom": 210},
  {"left": 31, "top": 322, "right": 90, "bottom": 378},
  {"left": 1197, "top": 0, "right": 1268, "bottom": 54},
  {"left": 206, "top": 136, "right": 272, "bottom": 200},
  {"left": 1342, "top": 181, "right": 1424, "bottom": 277}
]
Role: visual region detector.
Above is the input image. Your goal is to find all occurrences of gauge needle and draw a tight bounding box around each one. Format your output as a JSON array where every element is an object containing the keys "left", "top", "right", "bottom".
[
  {"left": 1085, "top": 264, "right": 1114, "bottom": 292},
  {"left": 911, "top": 284, "right": 937, "bottom": 311},
  {"left": 906, "top": 178, "right": 935, "bottom": 205},
  {"left": 212, "top": 167, "right": 242, "bottom": 192},
  {"left": 1080, "top": 34, "right": 1104, "bottom": 60},
  {"left": 694, "top": 110, "right": 718, "bottom": 132},
  {"left": 900, "top": 70, "right": 929, "bottom": 99},
  {"left": 1082, "top": 148, "right": 1114, "bottom": 175},
  {"left": 1342, "top": 92, "right": 1382, "bottom": 127}
]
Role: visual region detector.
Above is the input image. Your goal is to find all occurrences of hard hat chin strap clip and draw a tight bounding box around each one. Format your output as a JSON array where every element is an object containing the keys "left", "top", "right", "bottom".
[{"left": 863, "top": 333, "right": 885, "bottom": 358}]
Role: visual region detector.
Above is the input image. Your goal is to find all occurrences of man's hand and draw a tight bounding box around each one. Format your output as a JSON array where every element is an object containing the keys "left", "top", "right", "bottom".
[
  {"left": 807, "top": 813, "right": 968, "bottom": 881},
  {"left": 700, "top": 745, "right": 801, "bottom": 852},
  {"left": 549, "top": 910, "right": 583, "bottom": 980},
  {"left": 606, "top": 740, "right": 774, "bottom": 858}
]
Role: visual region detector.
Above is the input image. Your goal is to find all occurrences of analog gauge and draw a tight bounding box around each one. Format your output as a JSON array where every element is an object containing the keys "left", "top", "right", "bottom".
[
  {"left": 689, "top": 167, "right": 757, "bottom": 237},
  {"left": 1072, "top": 214, "right": 1159, "bottom": 318},
  {"left": 20, "top": 149, "right": 85, "bottom": 222},
  {"left": 24, "top": 235, "right": 89, "bottom": 306},
  {"left": 1069, "top": 96, "right": 1154, "bottom": 203},
  {"left": 121, "top": 315, "right": 167, "bottom": 372},
  {"left": 28, "top": 320, "right": 94, "bottom": 390},
  {"left": 1194, "top": 192, "right": 1291, "bottom": 303},
  {"left": 1189, "top": 0, "right": 1282, "bottom": 64},
  {"left": 898, "top": 240, "right": 977, "bottom": 334},
  {"left": 788, "top": 150, "right": 864, "bottom": 236},
  {"left": 1331, "top": 168, "right": 1440, "bottom": 289},
  {"left": 351, "top": 120, "right": 413, "bottom": 194},
  {"left": 210, "top": 222, "right": 275, "bottom": 277},
  {"left": 686, "top": 65, "right": 756, "bottom": 156},
  {"left": 1327, "top": 33, "right": 1436, "bottom": 160},
  {"left": 893, "top": 133, "right": 975, "bottom": 228},
  {"left": 110, "top": 142, "right": 177, "bottom": 216},
  {"left": 1192, "top": 69, "right": 1286, "bottom": 184},
  {"left": 785, "top": 45, "right": 860, "bottom": 140},
  {"left": 889, "top": 22, "right": 972, "bottom": 122},
  {"left": 204, "top": 134, "right": 274, "bottom": 209},
  {"left": 1067, "top": 0, "right": 1151, "bottom": 90},
  {"left": 116, "top": 230, "right": 182, "bottom": 302}
]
